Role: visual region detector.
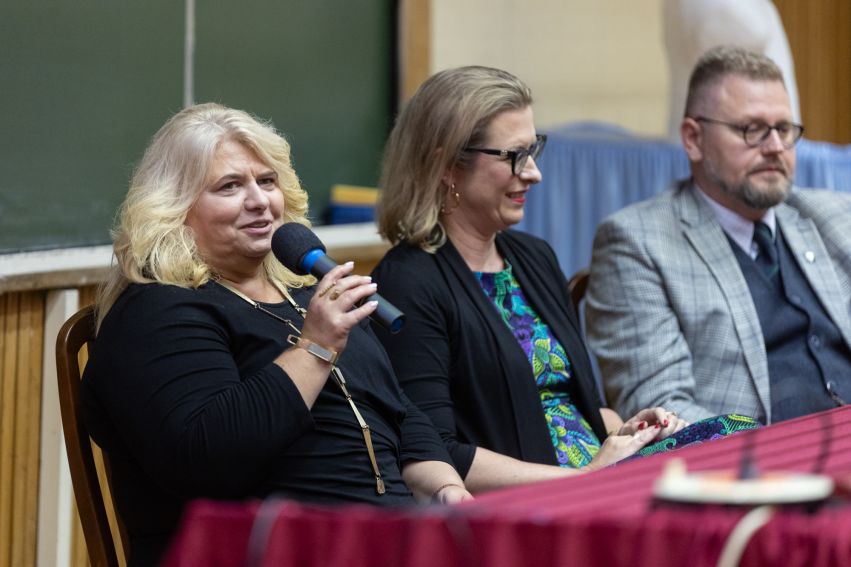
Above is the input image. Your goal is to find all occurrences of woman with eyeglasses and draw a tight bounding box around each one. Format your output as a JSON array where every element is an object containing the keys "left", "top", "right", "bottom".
[{"left": 369, "top": 66, "right": 708, "bottom": 492}]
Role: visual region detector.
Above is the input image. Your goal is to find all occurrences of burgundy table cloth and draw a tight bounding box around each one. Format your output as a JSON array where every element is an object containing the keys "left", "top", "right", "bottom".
[{"left": 162, "top": 406, "right": 851, "bottom": 567}]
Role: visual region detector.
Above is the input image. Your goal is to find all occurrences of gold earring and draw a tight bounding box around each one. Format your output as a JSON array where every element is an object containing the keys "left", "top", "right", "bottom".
[{"left": 440, "top": 183, "right": 461, "bottom": 215}]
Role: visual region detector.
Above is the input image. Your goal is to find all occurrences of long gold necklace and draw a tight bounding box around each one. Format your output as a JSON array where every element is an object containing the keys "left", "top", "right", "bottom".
[{"left": 216, "top": 279, "right": 386, "bottom": 495}]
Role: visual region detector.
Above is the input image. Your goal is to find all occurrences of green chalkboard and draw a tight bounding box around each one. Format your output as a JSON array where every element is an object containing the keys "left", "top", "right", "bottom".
[{"left": 0, "top": 1, "right": 394, "bottom": 253}]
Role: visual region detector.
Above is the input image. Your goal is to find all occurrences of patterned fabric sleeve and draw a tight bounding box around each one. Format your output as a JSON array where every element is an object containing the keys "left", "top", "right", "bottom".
[{"left": 625, "top": 414, "right": 760, "bottom": 461}]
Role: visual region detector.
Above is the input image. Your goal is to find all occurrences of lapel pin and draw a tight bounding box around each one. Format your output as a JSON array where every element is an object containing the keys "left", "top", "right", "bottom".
[{"left": 804, "top": 251, "right": 816, "bottom": 263}]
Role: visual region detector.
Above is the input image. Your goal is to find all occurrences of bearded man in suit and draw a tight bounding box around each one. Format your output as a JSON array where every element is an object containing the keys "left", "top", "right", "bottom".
[{"left": 586, "top": 45, "right": 851, "bottom": 425}]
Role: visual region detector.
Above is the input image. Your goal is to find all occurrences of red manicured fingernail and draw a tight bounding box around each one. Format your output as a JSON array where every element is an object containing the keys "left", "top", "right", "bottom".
[
  {"left": 655, "top": 423, "right": 661, "bottom": 429},
  {"left": 663, "top": 419, "right": 669, "bottom": 426},
  {"left": 638, "top": 421, "right": 647, "bottom": 430}
]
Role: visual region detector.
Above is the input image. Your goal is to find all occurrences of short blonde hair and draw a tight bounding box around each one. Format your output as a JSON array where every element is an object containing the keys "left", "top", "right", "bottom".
[
  {"left": 685, "top": 45, "right": 785, "bottom": 116},
  {"left": 97, "top": 103, "right": 313, "bottom": 327},
  {"left": 377, "top": 66, "right": 532, "bottom": 251}
]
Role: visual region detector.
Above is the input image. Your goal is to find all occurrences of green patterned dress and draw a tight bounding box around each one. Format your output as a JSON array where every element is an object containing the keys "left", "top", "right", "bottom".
[
  {"left": 475, "top": 262, "right": 601, "bottom": 468},
  {"left": 475, "top": 262, "right": 760, "bottom": 468}
]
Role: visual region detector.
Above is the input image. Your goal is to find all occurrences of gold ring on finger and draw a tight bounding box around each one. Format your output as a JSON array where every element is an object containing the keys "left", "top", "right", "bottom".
[
  {"left": 329, "top": 289, "right": 341, "bottom": 301},
  {"left": 318, "top": 286, "right": 333, "bottom": 298}
]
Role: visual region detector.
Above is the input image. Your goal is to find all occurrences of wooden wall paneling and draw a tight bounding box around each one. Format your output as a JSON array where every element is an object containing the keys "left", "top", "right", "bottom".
[
  {"left": 0, "top": 297, "right": 8, "bottom": 567},
  {"left": 775, "top": 0, "right": 851, "bottom": 143},
  {"left": 1, "top": 293, "right": 19, "bottom": 567},
  {"left": 780, "top": 0, "right": 809, "bottom": 127},
  {"left": 820, "top": 0, "right": 851, "bottom": 143},
  {"left": 79, "top": 286, "right": 97, "bottom": 308},
  {"left": 10, "top": 295, "right": 27, "bottom": 566},
  {"left": 0, "top": 291, "right": 45, "bottom": 567},
  {"left": 831, "top": 0, "right": 851, "bottom": 143},
  {"left": 400, "top": 0, "right": 431, "bottom": 101},
  {"left": 19, "top": 292, "right": 44, "bottom": 566},
  {"left": 70, "top": 502, "right": 89, "bottom": 566}
]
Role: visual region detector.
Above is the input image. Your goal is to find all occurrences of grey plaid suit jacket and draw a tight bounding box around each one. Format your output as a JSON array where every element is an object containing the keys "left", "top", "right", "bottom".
[{"left": 585, "top": 180, "right": 851, "bottom": 424}]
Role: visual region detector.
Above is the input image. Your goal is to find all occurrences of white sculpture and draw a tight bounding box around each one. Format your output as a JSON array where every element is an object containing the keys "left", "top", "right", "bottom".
[{"left": 663, "top": 0, "right": 801, "bottom": 141}]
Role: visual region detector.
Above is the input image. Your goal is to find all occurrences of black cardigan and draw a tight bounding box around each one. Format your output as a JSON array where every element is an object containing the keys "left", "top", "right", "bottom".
[
  {"left": 372, "top": 230, "right": 607, "bottom": 476},
  {"left": 82, "top": 282, "right": 450, "bottom": 566}
]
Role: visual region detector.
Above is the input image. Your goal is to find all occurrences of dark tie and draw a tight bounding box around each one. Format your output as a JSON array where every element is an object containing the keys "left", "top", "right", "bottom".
[{"left": 753, "top": 221, "right": 779, "bottom": 279}]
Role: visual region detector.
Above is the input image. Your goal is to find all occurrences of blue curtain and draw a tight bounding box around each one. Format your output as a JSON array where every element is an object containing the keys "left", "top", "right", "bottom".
[{"left": 518, "top": 122, "right": 851, "bottom": 277}]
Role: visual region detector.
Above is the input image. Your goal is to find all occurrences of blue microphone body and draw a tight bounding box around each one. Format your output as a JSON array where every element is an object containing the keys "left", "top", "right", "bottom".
[
  {"left": 273, "top": 224, "right": 406, "bottom": 334},
  {"left": 302, "top": 249, "right": 337, "bottom": 277}
]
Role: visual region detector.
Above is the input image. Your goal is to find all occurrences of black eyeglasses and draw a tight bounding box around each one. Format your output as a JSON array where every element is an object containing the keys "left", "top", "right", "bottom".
[
  {"left": 464, "top": 134, "right": 547, "bottom": 175},
  {"left": 692, "top": 116, "right": 804, "bottom": 149}
]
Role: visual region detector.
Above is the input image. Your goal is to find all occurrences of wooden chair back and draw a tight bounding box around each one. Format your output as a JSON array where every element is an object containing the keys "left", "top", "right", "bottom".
[
  {"left": 567, "top": 268, "right": 590, "bottom": 313},
  {"left": 56, "top": 304, "right": 127, "bottom": 567}
]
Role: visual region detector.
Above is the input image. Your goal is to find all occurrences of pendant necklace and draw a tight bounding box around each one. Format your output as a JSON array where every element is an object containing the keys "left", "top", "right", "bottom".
[{"left": 215, "top": 279, "right": 386, "bottom": 495}]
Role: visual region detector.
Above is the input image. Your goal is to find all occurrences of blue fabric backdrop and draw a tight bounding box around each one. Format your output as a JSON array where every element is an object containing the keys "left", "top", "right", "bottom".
[{"left": 517, "top": 122, "right": 851, "bottom": 278}]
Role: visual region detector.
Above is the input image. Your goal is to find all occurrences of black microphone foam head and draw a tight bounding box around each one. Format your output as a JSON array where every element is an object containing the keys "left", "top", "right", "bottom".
[{"left": 271, "top": 223, "right": 326, "bottom": 275}]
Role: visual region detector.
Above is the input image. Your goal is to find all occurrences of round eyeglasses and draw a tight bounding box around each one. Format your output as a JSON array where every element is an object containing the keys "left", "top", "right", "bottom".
[
  {"left": 692, "top": 116, "right": 804, "bottom": 149},
  {"left": 464, "top": 134, "right": 547, "bottom": 175}
]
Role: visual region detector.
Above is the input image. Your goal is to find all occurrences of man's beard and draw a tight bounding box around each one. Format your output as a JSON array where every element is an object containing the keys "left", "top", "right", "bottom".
[
  {"left": 706, "top": 159, "right": 792, "bottom": 210},
  {"left": 736, "top": 177, "right": 791, "bottom": 209}
]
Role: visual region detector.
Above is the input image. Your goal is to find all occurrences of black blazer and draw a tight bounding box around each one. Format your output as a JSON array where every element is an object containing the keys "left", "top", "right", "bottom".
[{"left": 372, "top": 230, "right": 607, "bottom": 476}]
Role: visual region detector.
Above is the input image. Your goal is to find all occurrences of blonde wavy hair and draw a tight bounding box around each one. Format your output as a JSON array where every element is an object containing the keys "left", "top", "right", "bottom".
[
  {"left": 96, "top": 103, "right": 314, "bottom": 328},
  {"left": 377, "top": 66, "right": 532, "bottom": 251}
]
